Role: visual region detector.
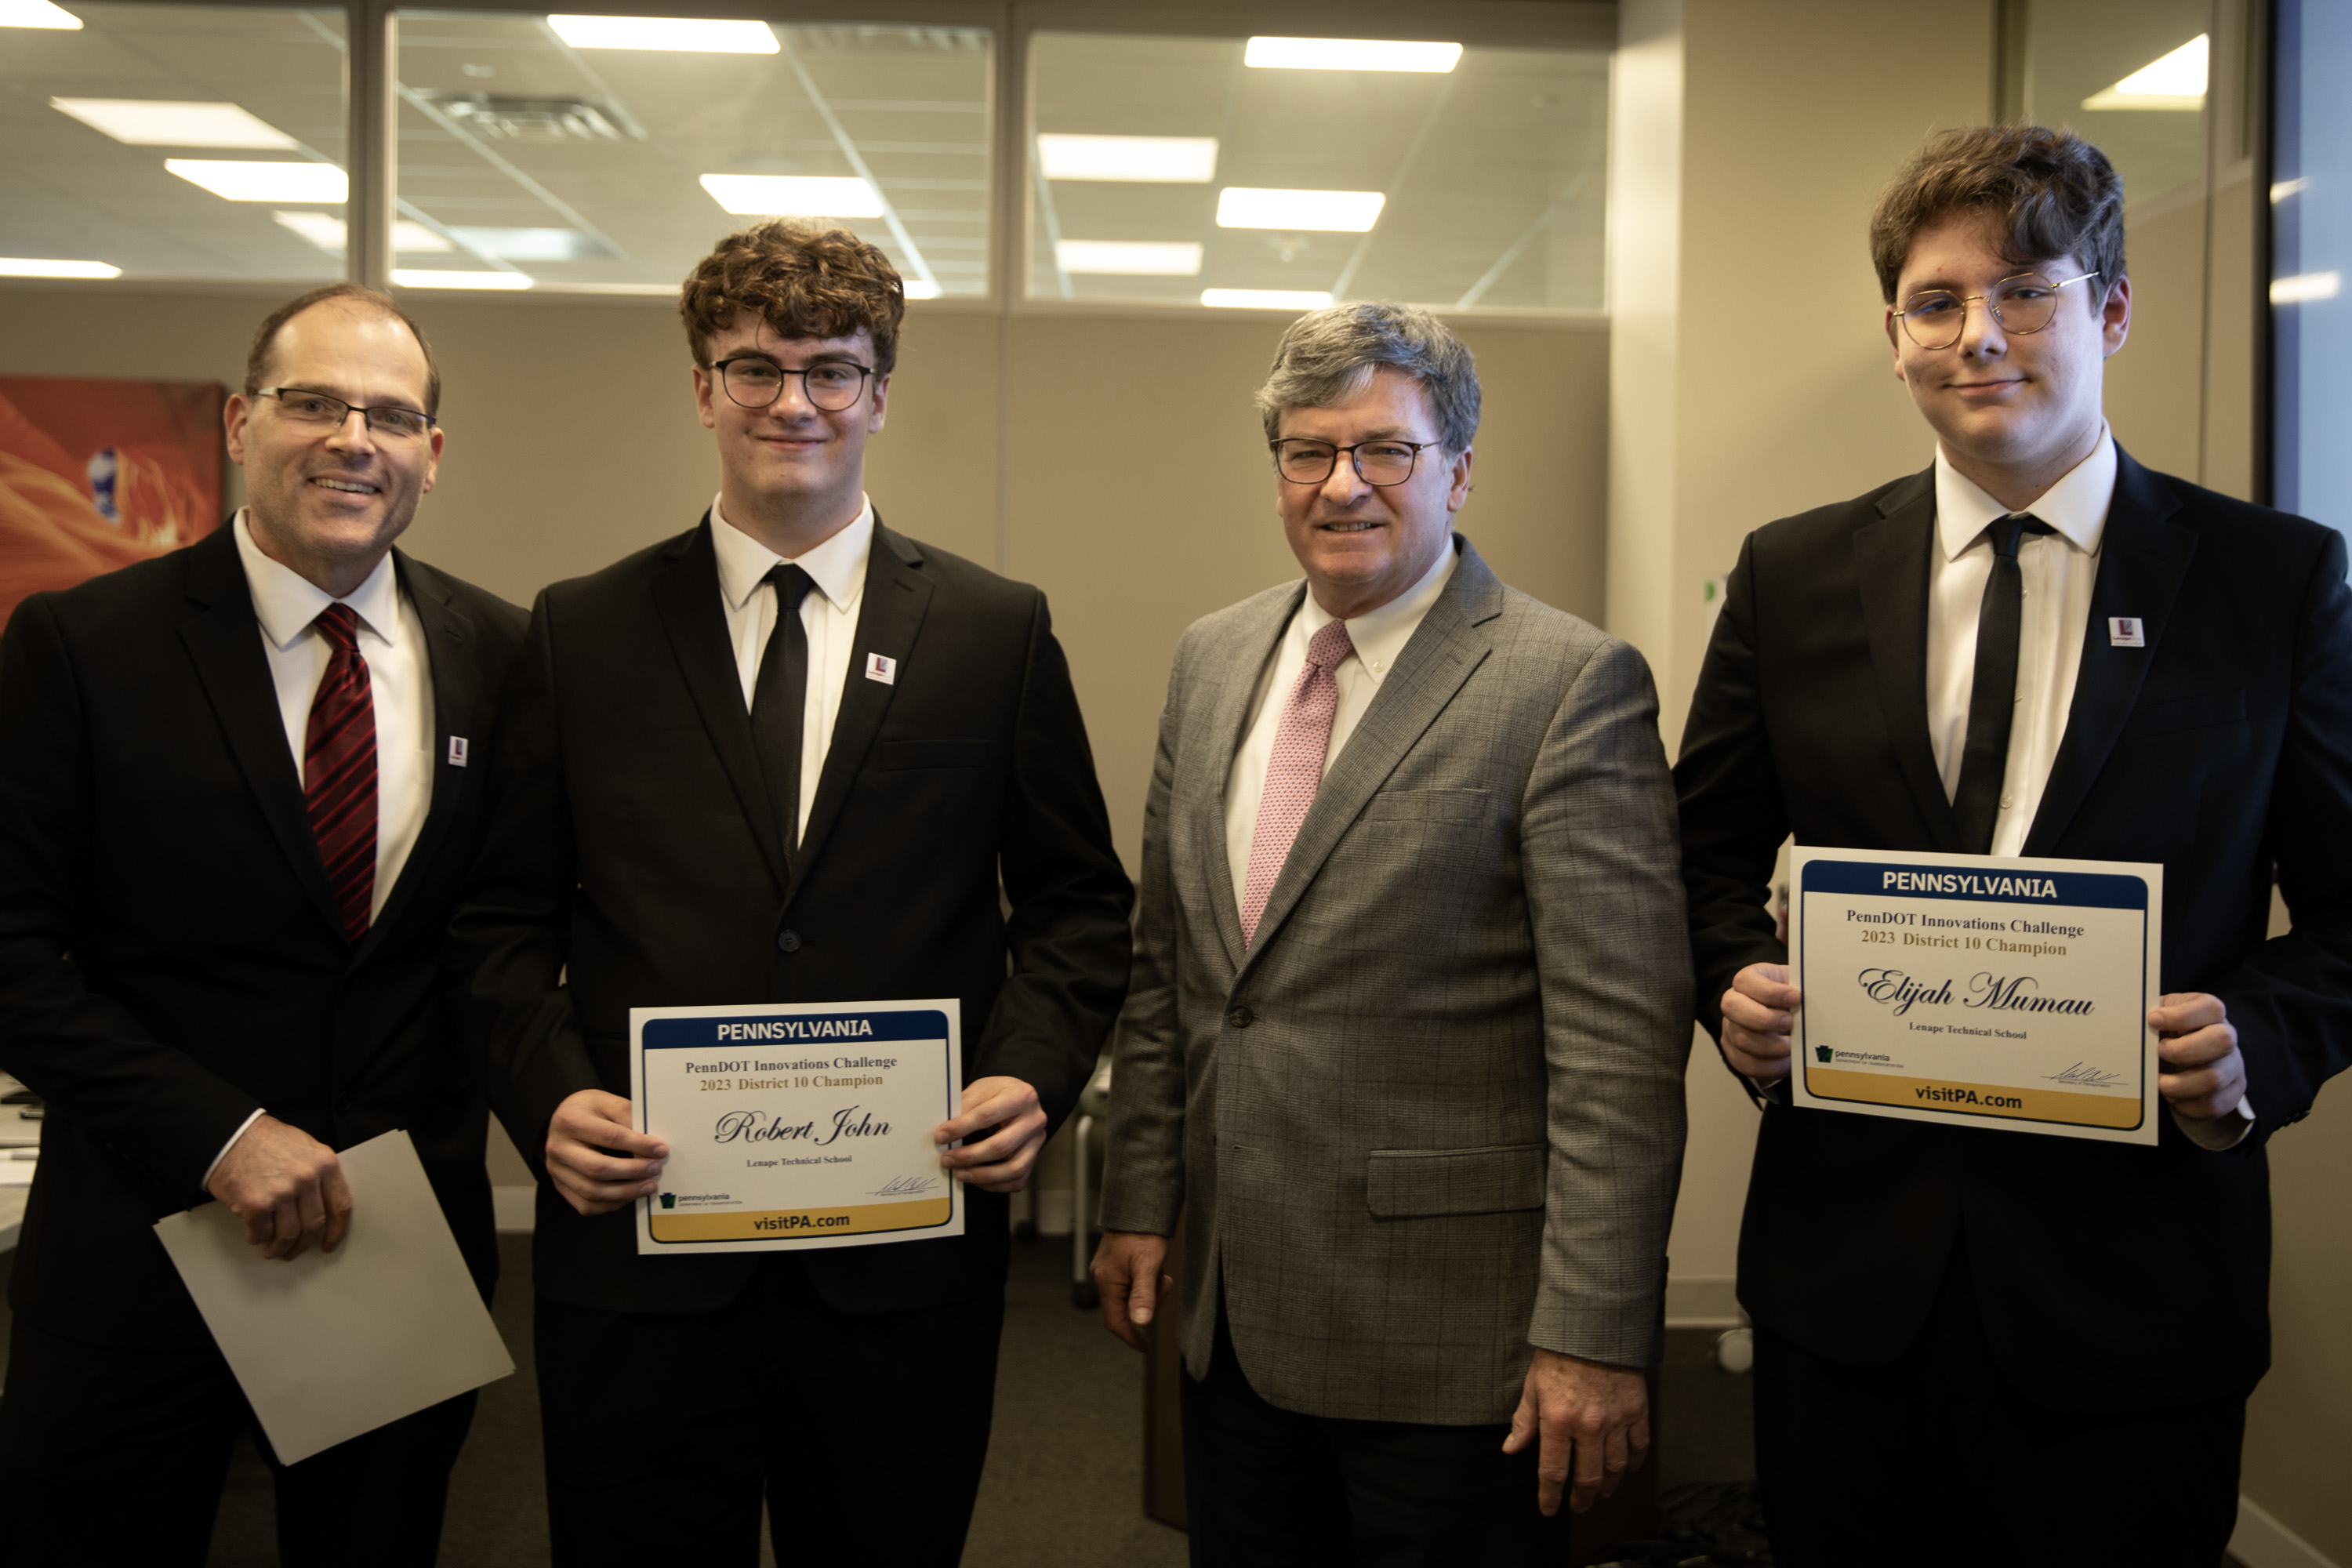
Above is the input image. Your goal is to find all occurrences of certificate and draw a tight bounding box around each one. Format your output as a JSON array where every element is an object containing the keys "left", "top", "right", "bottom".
[
  {"left": 1788, "top": 847, "right": 2161, "bottom": 1145},
  {"left": 632, "top": 1000, "right": 964, "bottom": 1255}
]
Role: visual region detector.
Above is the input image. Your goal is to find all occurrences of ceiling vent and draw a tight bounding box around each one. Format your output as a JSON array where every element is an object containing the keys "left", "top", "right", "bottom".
[{"left": 422, "top": 92, "right": 633, "bottom": 143}]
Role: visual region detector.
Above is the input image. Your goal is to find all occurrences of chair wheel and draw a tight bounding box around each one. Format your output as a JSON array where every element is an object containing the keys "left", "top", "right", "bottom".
[{"left": 1071, "top": 1279, "right": 1100, "bottom": 1310}]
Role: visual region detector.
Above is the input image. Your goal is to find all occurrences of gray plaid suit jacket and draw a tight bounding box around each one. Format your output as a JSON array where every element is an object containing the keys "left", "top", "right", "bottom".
[{"left": 1098, "top": 535, "right": 1693, "bottom": 1425}]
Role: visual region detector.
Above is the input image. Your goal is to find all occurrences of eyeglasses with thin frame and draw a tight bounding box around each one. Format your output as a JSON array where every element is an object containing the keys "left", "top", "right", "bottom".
[
  {"left": 1892, "top": 270, "right": 2102, "bottom": 350},
  {"left": 711, "top": 357, "right": 874, "bottom": 412},
  {"left": 1269, "top": 437, "right": 1442, "bottom": 487},
  {"left": 256, "top": 387, "right": 435, "bottom": 439}
]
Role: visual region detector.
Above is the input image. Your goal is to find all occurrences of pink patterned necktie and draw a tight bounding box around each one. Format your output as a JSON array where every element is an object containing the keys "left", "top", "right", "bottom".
[{"left": 1240, "top": 617, "right": 1353, "bottom": 946}]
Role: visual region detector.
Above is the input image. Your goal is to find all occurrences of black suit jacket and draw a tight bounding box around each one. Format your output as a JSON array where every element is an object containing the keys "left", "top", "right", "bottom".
[
  {"left": 0, "top": 524, "right": 528, "bottom": 1348},
  {"left": 1676, "top": 449, "right": 2352, "bottom": 1411},
  {"left": 448, "top": 514, "right": 1133, "bottom": 1316}
]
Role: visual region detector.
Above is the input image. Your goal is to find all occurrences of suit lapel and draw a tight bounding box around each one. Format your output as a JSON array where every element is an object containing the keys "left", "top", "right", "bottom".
[
  {"left": 1189, "top": 583, "right": 1303, "bottom": 975},
  {"left": 1853, "top": 470, "right": 1964, "bottom": 852},
  {"left": 1239, "top": 539, "right": 1496, "bottom": 971},
  {"left": 784, "top": 518, "right": 931, "bottom": 909},
  {"left": 176, "top": 527, "right": 347, "bottom": 939},
  {"left": 2024, "top": 451, "right": 2198, "bottom": 855},
  {"left": 357, "top": 551, "right": 477, "bottom": 953},
  {"left": 652, "top": 517, "right": 790, "bottom": 893}
]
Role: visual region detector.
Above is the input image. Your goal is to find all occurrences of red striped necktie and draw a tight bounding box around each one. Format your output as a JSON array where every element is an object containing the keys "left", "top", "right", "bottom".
[{"left": 304, "top": 604, "right": 378, "bottom": 942}]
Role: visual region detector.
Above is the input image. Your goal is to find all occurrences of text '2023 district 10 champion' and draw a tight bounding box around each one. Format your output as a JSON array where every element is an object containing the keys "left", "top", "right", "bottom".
[
  {"left": 630, "top": 999, "right": 964, "bottom": 1255},
  {"left": 1788, "top": 846, "right": 2161, "bottom": 1145}
]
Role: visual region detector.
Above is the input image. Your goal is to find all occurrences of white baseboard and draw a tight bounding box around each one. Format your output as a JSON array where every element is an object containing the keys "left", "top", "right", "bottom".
[
  {"left": 1664, "top": 1274, "right": 1741, "bottom": 1328},
  {"left": 2233, "top": 1496, "right": 2343, "bottom": 1568},
  {"left": 493, "top": 1185, "right": 536, "bottom": 1233}
]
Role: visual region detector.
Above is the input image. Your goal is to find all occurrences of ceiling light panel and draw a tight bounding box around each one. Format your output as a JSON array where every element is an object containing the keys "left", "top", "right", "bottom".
[
  {"left": 0, "top": 0, "right": 81, "bottom": 28},
  {"left": 1215, "top": 187, "right": 1386, "bottom": 232},
  {"left": 1058, "top": 240, "right": 1203, "bottom": 276},
  {"left": 0, "top": 257, "right": 118, "bottom": 278},
  {"left": 1036, "top": 134, "right": 1218, "bottom": 183},
  {"left": 546, "top": 15, "right": 778, "bottom": 53},
  {"left": 166, "top": 160, "right": 347, "bottom": 203},
  {"left": 2082, "top": 34, "right": 2207, "bottom": 111},
  {"left": 394, "top": 269, "right": 533, "bottom": 289},
  {"left": 1202, "top": 289, "right": 1333, "bottom": 310},
  {"left": 273, "top": 212, "right": 453, "bottom": 254},
  {"left": 50, "top": 97, "right": 295, "bottom": 149},
  {"left": 1244, "top": 37, "right": 1461, "bottom": 73},
  {"left": 699, "top": 173, "right": 885, "bottom": 217}
]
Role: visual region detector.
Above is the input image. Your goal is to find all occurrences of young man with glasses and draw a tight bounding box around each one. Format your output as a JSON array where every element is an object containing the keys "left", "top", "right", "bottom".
[
  {"left": 1676, "top": 125, "right": 2352, "bottom": 1565},
  {"left": 0, "top": 284, "right": 525, "bottom": 1564},
  {"left": 448, "top": 219, "right": 1133, "bottom": 1566},
  {"left": 1091, "top": 301, "right": 1691, "bottom": 1562}
]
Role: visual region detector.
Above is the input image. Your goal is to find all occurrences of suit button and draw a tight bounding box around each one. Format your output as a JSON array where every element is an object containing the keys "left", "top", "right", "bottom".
[
  {"left": 1226, "top": 1007, "right": 1254, "bottom": 1029},
  {"left": 777, "top": 930, "right": 801, "bottom": 953}
]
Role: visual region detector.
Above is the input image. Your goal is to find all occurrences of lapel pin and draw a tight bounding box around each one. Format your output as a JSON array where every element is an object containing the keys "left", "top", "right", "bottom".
[
  {"left": 2107, "top": 618, "right": 2146, "bottom": 648},
  {"left": 865, "top": 652, "right": 898, "bottom": 685},
  {"left": 447, "top": 736, "right": 470, "bottom": 767}
]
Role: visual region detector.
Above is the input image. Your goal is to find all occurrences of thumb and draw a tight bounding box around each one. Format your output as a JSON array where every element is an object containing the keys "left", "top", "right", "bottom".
[
  {"left": 1129, "top": 1263, "right": 1160, "bottom": 1326},
  {"left": 1502, "top": 1385, "right": 1539, "bottom": 1454}
]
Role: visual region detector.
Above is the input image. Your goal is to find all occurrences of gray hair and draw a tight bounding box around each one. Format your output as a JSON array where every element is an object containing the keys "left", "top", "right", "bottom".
[{"left": 1254, "top": 301, "right": 1481, "bottom": 452}]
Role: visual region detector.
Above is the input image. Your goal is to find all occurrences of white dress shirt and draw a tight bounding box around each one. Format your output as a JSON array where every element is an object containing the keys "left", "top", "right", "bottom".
[
  {"left": 1225, "top": 540, "right": 1459, "bottom": 911},
  {"left": 1925, "top": 431, "right": 2112, "bottom": 858},
  {"left": 709, "top": 494, "right": 873, "bottom": 838},
  {"left": 211, "top": 510, "right": 437, "bottom": 1183},
  {"left": 1921, "top": 433, "right": 2252, "bottom": 1149}
]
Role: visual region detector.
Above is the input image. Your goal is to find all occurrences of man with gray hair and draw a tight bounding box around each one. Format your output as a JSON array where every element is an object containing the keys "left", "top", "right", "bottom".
[{"left": 1092, "top": 301, "right": 1692, "bottom": 1560}]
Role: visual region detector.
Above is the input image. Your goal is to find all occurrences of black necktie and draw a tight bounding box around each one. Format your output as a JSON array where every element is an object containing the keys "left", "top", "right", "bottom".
[
  {"left": 1951, "top": 514, "right": 2055, "bottom": 854},
  {"left": 752, "top": 564, "right": 815, "bottom": 862}
]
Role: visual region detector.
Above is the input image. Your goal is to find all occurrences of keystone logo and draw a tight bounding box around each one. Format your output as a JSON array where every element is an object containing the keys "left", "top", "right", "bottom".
[
  {"left": 1815, "top": 1046, "right": 1835, "bottom": 1063},
  {"left": 659, "top": 1192, "right": 677, "bottom": 1210}
]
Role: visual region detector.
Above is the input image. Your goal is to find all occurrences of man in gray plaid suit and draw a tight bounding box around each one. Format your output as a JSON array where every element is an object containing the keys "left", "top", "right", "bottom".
[{"left": 1093, "top": 302, "right": 1692, "bottom": 1563}]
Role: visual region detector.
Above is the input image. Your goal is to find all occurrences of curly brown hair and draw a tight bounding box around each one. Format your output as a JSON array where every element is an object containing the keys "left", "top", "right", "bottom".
[
  {"left": 678, "top": 219, "right": 906, "bottom": 375},
  {"left": 1868, "top": 125, "right": 2125, "bottom": 306}
]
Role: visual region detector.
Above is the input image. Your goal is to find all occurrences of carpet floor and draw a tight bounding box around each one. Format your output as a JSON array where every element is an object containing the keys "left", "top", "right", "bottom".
[{"left": 175, "top": 1236, "right": 1755, "bottom": 1565}]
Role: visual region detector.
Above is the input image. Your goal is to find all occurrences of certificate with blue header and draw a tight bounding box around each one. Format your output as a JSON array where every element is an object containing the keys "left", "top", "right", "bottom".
[
  {"left": 1788, "top": 847, "right": 2161, "bottom": 1145},
  {"left": 631, "top": 1000, "right": 963, "bottom": 1254}
]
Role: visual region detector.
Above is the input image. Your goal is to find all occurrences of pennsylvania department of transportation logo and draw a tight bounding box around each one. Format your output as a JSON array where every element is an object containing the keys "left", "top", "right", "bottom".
[
  {"left": 659, "top": 1192, "right": 677, "bottom": 1210},
  {"left": 1815, "top": 1045, "right": 1834, "bottom": 1064}
]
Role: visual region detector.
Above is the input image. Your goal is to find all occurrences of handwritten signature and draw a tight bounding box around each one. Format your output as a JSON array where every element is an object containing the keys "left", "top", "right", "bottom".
[
  {"left": 2045, "top": 1062, "right": 2125, "bottom": 1090},
  {"left": 870, "top": 1174, "right": 942, "bottom": 1198}
]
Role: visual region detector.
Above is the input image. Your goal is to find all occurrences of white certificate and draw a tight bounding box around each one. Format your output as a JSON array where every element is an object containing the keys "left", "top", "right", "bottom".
[
  {"left": 1788, "top": 847, "right": 2161, "bottom": 1145},
  {"left": 632, "top": 999, "right": 963, "bottom": 1255}
]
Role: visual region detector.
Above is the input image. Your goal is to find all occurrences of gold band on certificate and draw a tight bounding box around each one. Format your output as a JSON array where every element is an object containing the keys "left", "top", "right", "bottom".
[
  {"left": 630, "top": 1000, "right": 964, "bottom": 1254},
  {"left": 1788, "top": 848, "right": 2161, "bottom": 1145}
]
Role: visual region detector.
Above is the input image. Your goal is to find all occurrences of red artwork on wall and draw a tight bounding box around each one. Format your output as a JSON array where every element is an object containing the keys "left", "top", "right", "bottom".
[{"left": 0, "top": 376, "right": 227, "bottom": 633}]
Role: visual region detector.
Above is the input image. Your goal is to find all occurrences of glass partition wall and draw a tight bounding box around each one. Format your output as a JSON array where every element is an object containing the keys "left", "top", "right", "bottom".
[
  {"left": 1025, "top": 31, "right": 1609, "bottom": 314},
  {"left": 3, "top": 2, "right": 1608, "bottom": 315},
  {"left": 1, "top": 2, "right": 348, "bottom": 283},
  {"left": 392, "top": 13, "right": 992, "bottom": 295}
]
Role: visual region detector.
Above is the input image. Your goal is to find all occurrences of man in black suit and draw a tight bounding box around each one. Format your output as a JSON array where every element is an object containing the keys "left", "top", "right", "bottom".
[
  {"left": 0, "top": 284, "right": 526, "bottom": 1565},
  {"left": 448, "top": 219, "right": 1133, "bottom": 1566},
  {"left": 1677, "top": 125, "right": 2352, "bottom": 1566}
]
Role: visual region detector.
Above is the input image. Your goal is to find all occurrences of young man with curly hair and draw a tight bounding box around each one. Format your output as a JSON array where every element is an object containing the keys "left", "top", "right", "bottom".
[
  {"left": 1676, "top": 125, "right": 2352, "bottom": 1566},
  {"left": 450, "top": 220, "right": 1134, "bottom": 1565}
]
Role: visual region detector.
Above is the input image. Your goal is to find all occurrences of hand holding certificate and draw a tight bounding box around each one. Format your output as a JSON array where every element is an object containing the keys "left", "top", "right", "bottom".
[
  {"left": 1787, "top": 847, "right": 2162, "bottom": 1144},
  {"left": 633, "top": 1000, "right": 964, "bottom": 1254}
]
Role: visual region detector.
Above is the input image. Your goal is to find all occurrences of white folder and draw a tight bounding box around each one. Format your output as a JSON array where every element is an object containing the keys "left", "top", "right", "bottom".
[{"left": 154, "top": 1127, "right": 514, "bottom": 1465}]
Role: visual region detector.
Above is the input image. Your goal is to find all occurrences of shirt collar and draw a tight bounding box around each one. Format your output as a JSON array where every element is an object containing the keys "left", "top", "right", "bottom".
[
  {"left": 232, "top": 508, "right": 402, "bottom": 652},
  {"left": 1934, "top": 426, "right": 2115, "bottom": 561},
  {"left": 1296, "top": 534, "right": 1461, "bottom": 683},
  {"left": 710, "top": 493, "right": 875, "bottom": 615}
]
